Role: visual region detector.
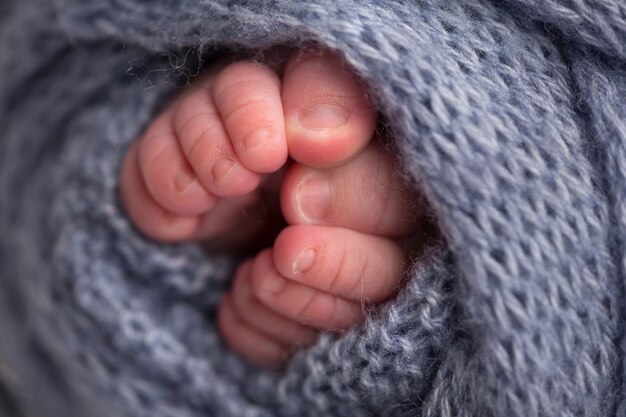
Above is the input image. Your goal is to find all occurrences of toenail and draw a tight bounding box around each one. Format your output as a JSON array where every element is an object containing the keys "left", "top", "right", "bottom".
[
  {"left": 292, "top": 248, "right": 316, "bottom": 275},
  {"left": 212, "top": 158, "right": 234, "bottom": 184},
  {"left": 243, "top": 128, "right": 270, "bottom": 152},
  {"left": 262, "top": 274, "right": 287, "bottom": 295},
  {"left": 296, "top": 173, "right": 331, "bottom": 222},
  {"left": 162, "top": 210, "right": 192, "bottom": 230},
  {"left": 299, "top": 104, "right": 349, "bottom": 130},
  {"left": 174, "top": 168, "right": 196, "bottom": 193}
]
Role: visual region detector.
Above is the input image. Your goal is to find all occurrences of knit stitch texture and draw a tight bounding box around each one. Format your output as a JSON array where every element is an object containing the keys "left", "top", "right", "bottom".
[{"left": 1, "top": 1, "right": 625, "bottom": 416}]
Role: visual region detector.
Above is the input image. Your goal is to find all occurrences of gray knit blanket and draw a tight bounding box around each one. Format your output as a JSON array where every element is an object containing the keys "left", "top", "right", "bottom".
[{"left": 1, "top": 1, "right": 625, "bottom": 416}]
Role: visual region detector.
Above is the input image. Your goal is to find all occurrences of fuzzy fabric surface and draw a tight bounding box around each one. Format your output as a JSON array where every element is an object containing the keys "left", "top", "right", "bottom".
[{"left": 1, "top": 0, "right": 626, "bottom": 416}]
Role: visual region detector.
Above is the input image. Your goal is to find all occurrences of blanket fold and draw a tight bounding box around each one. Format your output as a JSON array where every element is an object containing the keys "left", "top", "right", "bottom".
[{"left": 1, "top": 1, "right": 625, "bottom": 416}]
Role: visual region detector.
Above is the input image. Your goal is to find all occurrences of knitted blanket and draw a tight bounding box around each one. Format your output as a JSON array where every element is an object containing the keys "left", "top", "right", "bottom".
[{"left": 1, "top": 1, "right": 625, "bottom": 416}]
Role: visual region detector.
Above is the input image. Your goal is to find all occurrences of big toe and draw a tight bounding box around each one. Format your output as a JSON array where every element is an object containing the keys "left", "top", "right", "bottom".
[
  {"left": 281, "top": 141, "right": 428, "bottom": 238},
  {"left": 281, "top": 48, "right": 378, "bottom": 168}
]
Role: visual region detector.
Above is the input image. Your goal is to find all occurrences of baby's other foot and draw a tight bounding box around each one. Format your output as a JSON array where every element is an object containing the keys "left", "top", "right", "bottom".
[
  {"left": 119, "top": 46, "right": 378, "bottom": 248},
  {"left": 218, "top": 141, "right": 431, "bottom": 368},
  {"left": 119, "top": 59, "right": 289, "bottom": 244}
]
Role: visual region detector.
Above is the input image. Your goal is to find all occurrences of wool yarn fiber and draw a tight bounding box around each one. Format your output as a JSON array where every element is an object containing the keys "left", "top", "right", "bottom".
[{"left": 1, "top": 1, "right": 625, "bottom": 416}]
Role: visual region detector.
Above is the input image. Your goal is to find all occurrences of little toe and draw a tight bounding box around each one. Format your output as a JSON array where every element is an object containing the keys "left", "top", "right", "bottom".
[
  {"left": 120, "top": 144, "right": 200, "bottom": 242},
  {"left": 249, "top": 248, "right": 364, "bottom": 330},
  {"left": 273, "top": 225, "right": 407, "bottom": 304},
  {"left": 229, "top": 260, "right": 319, "bottom": 347},
  {"left": 282, "top": 48, "right": 378, "bottom": 168},
  {"left": 136, "top": 112, "right": 217, "bottom": 215},
  {"left": 173, "top": 79, "right": 261, "bottom": 198},
  {"left": 217, "top": 293, "right": 290, "bottom": 369},
  {"left": 211, "top": 61, "right": 288, "bottom": 173},
  {"left": 281, "top": 141, "right": 426, "bottom": 237}
]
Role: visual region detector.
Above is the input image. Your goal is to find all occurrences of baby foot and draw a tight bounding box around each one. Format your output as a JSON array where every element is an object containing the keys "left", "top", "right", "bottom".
[
  {"left": 216, "top": 51, "right": 430, "bottom": 368},
  {"left": 119, "top": 47, "right": 429, "bottom": 369},
  {"left": 218, "top": 141, "right": 427, "bottom": 367},
  {"left": 119, "top": 48, "right": 377, "bottom": 248},
  {"left": 119, "top": 58, "right": 290, "bottom": 244}
]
